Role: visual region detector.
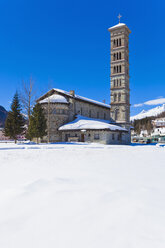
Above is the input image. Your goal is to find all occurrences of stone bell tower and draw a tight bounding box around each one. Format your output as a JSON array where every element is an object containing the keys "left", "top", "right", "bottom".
[{"left": 108, "top": 16, "right": 131, "bottom": 128}]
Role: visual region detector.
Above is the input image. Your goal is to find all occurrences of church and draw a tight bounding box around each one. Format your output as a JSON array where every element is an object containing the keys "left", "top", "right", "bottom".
[{"left": 37, "top": 20, "right": 131, "bottom": 145}]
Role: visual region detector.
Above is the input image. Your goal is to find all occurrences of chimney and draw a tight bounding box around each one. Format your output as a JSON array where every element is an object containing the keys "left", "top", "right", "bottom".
[{"left": 69, "top": 90, "right": 75, "bottom": 97}]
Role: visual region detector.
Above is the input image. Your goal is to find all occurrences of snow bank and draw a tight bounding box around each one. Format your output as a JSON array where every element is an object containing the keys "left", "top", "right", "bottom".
[{"left": 0, "top": 143, "right": 165, "bottom": 248}]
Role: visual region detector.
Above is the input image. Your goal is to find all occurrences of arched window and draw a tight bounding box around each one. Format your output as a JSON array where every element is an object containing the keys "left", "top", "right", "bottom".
[
  {"left": 117, "top": 53, "right": 118, "bottom": 60},
  {"left": 120, "top": 79, "right": 122, "bottom": 86},
  {"left": 119, "top": 65, "right": 122, "bottom": 73},
  {"left": 119, "top": 38, "right": 121, "bottom": 46},
  {"left": 114, "top": 79, "right": 116, "bottom": 87},
  {"left": 113, "top": 40, "right": 116, "bottom": 47},
  {"left": 114, "top": 66, "right": 116, "bottom": 74},
  {"left": 113, "top": 54, "right": 115, "bottom": 61},
  {"left": 119, "top": 52, "right": 121, "bottom": 60},
  {"left": 114, "top": 94, "right": 117, "bottom": 102},
  {"left": 118, "top": 93, "right": 121, "bottom": 102},
  {"left": 117, "top": 39, "right": 118, "bottom": 47}
]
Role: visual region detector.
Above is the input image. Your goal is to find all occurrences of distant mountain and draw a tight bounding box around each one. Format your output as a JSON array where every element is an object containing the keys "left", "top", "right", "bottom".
[
  {"left": 0, "top": 106, "right": 8, "bottom": 128},
  {"left": 131, "top": 104, "right": 165, "bottom": 121}
]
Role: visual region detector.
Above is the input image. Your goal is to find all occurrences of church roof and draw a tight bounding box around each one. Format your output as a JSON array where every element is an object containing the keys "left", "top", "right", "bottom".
[
  {"left": 59, "top": 115, "right": 127, "bottom": 132},
  {"left": 37, "top": 88, "right": 110, "bottom": 109},
  {"left": 39, "top": 94, "right": 68, "bottom": 104},
  {"left": 53, "top": 88, "right": 110, "bottom": 108}
]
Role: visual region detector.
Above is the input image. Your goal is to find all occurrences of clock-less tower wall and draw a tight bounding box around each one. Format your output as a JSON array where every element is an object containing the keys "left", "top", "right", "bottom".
[{"left": 108, "top": 23, "right": 131, "bottom": 128}]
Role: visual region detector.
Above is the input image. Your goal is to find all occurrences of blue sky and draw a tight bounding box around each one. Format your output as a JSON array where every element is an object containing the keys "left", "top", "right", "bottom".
[{"left": 0, "top": 0, "right": 164, "bottom": 116}]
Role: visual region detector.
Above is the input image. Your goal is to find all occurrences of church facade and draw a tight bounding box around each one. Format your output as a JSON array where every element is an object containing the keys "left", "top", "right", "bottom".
[{"left": 37, "top": 21, "right": 131, "bottom": 145}]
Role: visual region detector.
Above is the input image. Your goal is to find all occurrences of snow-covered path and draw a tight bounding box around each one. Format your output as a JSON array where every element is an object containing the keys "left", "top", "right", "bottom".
[{"left": 0, "top": 143, "right": 165, "bottom": 248}]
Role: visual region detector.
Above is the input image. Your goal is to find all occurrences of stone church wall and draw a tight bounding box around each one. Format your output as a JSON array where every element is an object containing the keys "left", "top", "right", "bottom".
[
  {"left": 40, "top": 92, "right": 110, "bottom": 143},
  {"left": 60, "top": 130, "right": 129, "bottom": 145}
]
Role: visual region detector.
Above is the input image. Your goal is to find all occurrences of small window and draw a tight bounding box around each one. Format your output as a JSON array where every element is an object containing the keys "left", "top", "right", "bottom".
[
  {"left": 112, "top": 133, "right": 115, "bottom": 140},
  {"left": 94, "top": 133, "right": 100, "bottom": 140},
  {"left": 118, "top": 133, "right": 122, "bottom": 141}
]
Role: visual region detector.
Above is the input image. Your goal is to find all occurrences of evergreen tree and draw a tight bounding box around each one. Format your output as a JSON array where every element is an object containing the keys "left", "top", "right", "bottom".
[
  {"left": 4, "top": 92, "right": 25, "bottom": 143},
  {"left": 28, "top": 103, "right": 47, "bottom": 143}
]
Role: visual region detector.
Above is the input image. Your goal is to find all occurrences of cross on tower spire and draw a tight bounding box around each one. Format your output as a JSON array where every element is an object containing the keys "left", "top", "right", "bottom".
[{"left": 118, "top": 14, "right": 122, "bottom": 23}]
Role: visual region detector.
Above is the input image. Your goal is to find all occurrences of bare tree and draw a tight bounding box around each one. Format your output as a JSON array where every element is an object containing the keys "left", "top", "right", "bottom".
[
  {"left": 20, "top": 77, "right": 36, "bottom": 125},
  {"left": 47, "top": 81, "right": 53, "bottom": 143}
]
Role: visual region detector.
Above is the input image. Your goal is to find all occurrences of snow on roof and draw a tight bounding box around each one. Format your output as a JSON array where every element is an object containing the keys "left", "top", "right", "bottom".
[
  {"left": 39, "top": 94, "right": 68, "bottom": 104},
  {"left": 108, "top": 23, "right": 131, "bottom": 33},
  {"left": 53, "top": 89, "right": 110, "bottom": 109},
  {"left": 59, "top": 115, "right": 127, "bottom": 131},
  {"left": 131, "top": 104, "right": 165, "bottom": 121},
  {"left": 109, "top": 23, "right": 126, "bottom": 30}
]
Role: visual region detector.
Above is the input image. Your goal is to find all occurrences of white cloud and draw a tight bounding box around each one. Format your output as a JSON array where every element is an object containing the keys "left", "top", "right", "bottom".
[{"left": 133, "top": 97, "right": 165, "bottom": 107}]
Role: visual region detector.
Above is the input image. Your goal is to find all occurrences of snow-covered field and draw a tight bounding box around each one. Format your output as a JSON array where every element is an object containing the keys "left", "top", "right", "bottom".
[{"left": 0, "top": 142, "right": 165, "bottom": 248}]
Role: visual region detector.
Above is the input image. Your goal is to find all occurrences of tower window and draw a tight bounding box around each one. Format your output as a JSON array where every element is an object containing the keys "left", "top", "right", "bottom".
[
  {"left": 114, "top": 94, "right": 117, "bottom": 102},
  {"left": 118, "top": 93, "right": 121, "bottom": 102},
  {"left": 119, "top": 52, "right": 121, "bottom": 60},
  {"left": 119, "top": 65, "right": 122, "bottom": 73},
  {"left": 119, "top": 38, "right": 121, "bottom": 46}
]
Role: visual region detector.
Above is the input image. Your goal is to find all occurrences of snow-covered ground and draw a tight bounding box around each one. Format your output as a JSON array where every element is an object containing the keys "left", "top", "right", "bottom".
[{"left": 0, "top": 142, "right": 165, "bottom": 248}]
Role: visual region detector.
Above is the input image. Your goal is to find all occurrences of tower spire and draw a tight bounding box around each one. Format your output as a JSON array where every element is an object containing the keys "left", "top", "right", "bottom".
[{"left": 118, "top": 14, "right": 122, "bottom": 23}]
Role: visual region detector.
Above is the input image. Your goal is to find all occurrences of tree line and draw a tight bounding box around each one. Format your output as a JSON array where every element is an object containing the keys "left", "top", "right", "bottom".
[
  {"left": 132, "top": 111, "right": 165, "bottom": 135},
  {"left": 3, "top": 79, "right": 47, "bottom": 143}
]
